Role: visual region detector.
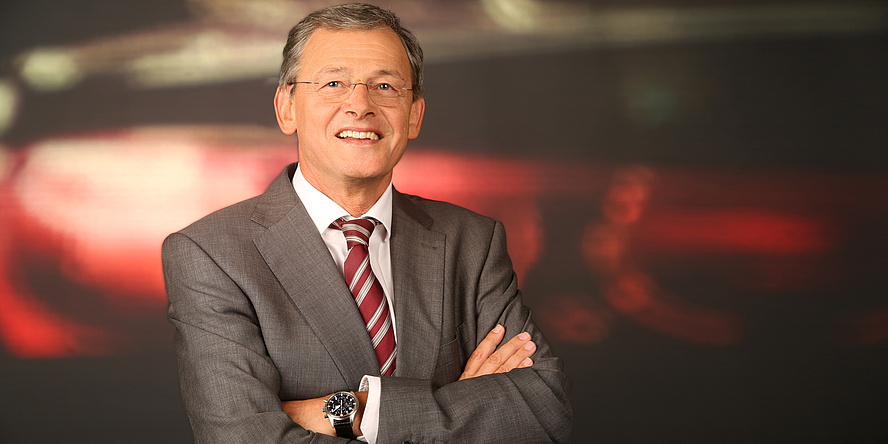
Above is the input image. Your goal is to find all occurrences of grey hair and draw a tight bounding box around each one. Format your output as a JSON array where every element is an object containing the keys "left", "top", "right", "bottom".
[{"left": 278, "top": 3, "right": 424, "bottom": 99}]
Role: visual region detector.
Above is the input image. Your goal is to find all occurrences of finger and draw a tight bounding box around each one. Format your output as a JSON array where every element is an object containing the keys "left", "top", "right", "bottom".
[
  {"left": 475, "top": 331, "right": 532, "bottom": 376},
  {"left": 498, "top": 337, "right": 536, "bottom": 373},
  {"left": 460, "top": 324, "right": 505, "bottom": 379}
]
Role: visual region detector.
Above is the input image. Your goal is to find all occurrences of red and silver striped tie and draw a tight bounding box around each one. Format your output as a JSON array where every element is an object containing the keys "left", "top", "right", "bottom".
[{"left": 333, "top": 217, "right": 397, "bottom": 376}]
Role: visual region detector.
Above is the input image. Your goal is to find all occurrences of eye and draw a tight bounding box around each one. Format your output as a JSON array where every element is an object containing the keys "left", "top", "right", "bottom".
[
  {"left": 322, "top": 80, "right": 345, "bottom": 88},
  {"left": 374, "top": 83, "right": 394, "bottom": 92}
]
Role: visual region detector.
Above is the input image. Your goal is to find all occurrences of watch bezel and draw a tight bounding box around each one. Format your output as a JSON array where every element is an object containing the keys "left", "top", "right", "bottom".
[{"left": 324, "top": 391, "right": 358, "bottom": 420}]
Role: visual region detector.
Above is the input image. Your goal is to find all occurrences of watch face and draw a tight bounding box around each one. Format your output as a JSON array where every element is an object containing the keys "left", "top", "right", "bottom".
[{"left": 325, "top": 392, "right": 357, "bottom": 418}]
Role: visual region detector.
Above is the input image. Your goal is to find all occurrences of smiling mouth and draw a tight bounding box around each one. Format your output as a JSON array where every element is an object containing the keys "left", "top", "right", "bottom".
[{"left": 337, "top": 130, "right": 380, "bottom": 140}]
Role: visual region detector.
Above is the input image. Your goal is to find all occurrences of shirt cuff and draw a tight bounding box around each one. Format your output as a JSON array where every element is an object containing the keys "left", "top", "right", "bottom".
[{"left": 359, "top": 375, "right": 381, "bottom": 444}]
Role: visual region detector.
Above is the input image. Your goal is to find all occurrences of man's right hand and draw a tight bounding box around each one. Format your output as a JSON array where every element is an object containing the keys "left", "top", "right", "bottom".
[{"left": 459, "top": 324, "right": 536, "bottom": 380}]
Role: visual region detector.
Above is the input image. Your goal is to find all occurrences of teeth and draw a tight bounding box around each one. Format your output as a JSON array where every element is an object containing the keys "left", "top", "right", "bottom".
[{"left": 338, "top": 130, "right": 379, "bottom": 140}]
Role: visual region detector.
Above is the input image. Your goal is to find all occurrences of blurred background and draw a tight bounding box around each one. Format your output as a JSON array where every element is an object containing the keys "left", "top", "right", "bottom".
[{"left": 1, "top": 0, "right": 886, "bottom": 442}]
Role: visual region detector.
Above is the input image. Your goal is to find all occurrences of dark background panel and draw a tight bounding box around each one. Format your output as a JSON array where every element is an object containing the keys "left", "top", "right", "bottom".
[{"left": 1, "top": 1, "right": 886, "bottom": 443}]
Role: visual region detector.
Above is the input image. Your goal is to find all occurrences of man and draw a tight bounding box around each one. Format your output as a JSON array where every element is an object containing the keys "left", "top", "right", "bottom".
[{"left": 163, "top": 3, "right": 572, "bottom": 443}]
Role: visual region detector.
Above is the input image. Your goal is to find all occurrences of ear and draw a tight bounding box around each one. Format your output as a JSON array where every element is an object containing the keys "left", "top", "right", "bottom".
[
  {"left": 407, "top": 96, "right": 425, "bottom": 140},
  {"left": 274, "top": 86, "right": 298, "bottom": 135}
]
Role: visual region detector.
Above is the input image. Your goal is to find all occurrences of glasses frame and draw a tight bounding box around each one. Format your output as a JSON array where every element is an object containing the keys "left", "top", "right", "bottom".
[{"left": 288, "top": 80, "right": 414, "bottom": 105}]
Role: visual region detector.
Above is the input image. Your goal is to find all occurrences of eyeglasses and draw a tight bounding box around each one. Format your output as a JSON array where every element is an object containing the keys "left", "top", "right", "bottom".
[{"left": 289, "top": 80, "right": 413, "bottom": 106}]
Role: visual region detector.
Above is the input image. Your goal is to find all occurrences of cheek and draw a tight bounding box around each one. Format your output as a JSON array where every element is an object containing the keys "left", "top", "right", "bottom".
[
  {"left": 385, "top": 108, "right": 411, "bottom": 132},
  {"left": 296, "top": 99, "right": 337, "bottom": 129}
]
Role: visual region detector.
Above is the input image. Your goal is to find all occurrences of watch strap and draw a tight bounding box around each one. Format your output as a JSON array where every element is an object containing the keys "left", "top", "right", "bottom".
[{"left": 333, "top": 418, "right": 356, "bottom": 439}]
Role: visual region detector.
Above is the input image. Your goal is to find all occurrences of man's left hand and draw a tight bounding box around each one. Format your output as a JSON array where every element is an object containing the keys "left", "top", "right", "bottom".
[{"left": 459, "top": 324, "right": 536, "bottom": 380}]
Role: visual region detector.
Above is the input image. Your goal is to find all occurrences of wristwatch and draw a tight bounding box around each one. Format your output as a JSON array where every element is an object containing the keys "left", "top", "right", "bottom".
[{"left": 323, "top": 391, "right": 359, "bottom": 439}]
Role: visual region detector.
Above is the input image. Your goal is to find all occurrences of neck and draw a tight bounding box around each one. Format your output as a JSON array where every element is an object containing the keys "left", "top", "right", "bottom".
[{"left": 302, "top": 166, "right": 389, "bottom": 217}]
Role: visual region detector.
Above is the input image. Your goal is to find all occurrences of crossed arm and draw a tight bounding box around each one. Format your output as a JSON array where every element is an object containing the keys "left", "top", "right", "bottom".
[
  {"left": 165, "top": 217, "right": 572, "bottom": 443},
  {"left": 281, "top": 324, "right": 537, "bottom": 437}
]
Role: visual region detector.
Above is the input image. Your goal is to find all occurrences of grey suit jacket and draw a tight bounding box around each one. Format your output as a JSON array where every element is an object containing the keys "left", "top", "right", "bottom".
[{"left": 163, "top": 163, "right": 572, "bottom": 443}]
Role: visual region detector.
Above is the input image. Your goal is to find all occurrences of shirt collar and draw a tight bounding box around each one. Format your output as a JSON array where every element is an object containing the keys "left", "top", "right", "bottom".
[{"left": 292, "top": 163, "right": 392, "bottom": 240}]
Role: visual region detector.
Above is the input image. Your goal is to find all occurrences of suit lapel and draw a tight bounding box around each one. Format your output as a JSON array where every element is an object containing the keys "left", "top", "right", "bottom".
[
  {"left": 251, "top": 164, "right": 380, "bottom": 385},
  {"left": 390, "top": 191, "right": 446, "bottom": 380}
]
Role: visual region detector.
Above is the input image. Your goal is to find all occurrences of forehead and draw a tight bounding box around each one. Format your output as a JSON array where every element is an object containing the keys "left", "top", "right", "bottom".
[{"left": 301, "top": 28, "right": 411, "bottom": 80}]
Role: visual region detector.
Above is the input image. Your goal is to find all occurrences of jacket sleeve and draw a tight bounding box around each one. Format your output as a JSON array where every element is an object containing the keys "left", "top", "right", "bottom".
[
  {"left": 376, "top": 221, "right": 574, "bottom": 443},
  {"left": 163, "top": 232, "right": 353, "bottom": 443}
]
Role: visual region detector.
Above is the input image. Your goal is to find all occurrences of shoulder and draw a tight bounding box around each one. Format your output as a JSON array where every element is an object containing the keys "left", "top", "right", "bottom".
[
  {"left": 393, "top": 191, "right": 504, "bottom": 254},
  {"left": 182, "top": 195, "right": 263, "bottom": 237},
  {"left": 165, "top": 163, "right": 298, "bottom": 250},
  {"left": 163, "top": 195, "right": 265, "bottom": 253}
]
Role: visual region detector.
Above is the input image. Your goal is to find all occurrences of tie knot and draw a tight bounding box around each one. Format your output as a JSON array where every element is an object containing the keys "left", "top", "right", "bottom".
[{"left": 333, "top": 217, "right": 377, "bottom": 248}]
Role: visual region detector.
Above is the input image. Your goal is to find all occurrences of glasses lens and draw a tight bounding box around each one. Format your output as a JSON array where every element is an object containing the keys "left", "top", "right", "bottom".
[
  {"left": 369, "top": 83, "right": 404, "bottom": 105},
  {"left": 316, "top": 81, "right": 350, "bottom": 100}
]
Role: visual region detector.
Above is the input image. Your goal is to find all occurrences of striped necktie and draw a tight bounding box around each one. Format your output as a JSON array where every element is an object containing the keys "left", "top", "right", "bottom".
[{"left": 332, "top": 217, "right": 397, "bottom": 376}]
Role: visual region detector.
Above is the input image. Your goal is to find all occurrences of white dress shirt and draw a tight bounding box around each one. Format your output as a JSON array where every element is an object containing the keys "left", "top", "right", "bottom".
[{"left": 292, "top": 164, "right": 388, "bottom": 443}]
